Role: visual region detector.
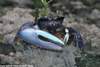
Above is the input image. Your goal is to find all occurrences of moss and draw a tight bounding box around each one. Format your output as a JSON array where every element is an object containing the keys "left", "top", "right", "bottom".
[
  {"left": 75, "top": 52, "right": 100, "bottom": 67},
  {"left": 0, "top": 34, "right": 5, "bottom": 42}
]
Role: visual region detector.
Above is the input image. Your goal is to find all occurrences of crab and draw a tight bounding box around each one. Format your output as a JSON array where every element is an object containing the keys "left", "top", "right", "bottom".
[
  {"left": 13, "top": 16, "right": 83, "bottom": 51},
  {"left": 37, "top": 16, "right": 83, "bottom": 50},
  {"left": 13, "top": 22, "right": 64, "bottom": 51}
]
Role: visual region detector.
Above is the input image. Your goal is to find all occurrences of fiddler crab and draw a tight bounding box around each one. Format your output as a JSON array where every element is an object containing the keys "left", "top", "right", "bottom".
[{"left": 13, "top": 16, "right": 83, "bottom": 51}]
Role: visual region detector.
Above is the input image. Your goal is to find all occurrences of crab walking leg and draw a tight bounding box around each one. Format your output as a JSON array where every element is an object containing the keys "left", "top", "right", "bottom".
[
  {"left": 75, "top": 33, "right": 78, "bottom": 47},
  {"left": 23, "top": 42, "right": 28, "bottom": 50},
  {"left": 67, "top": 27, "right": 83, "bottom": 49},
  {"left": 75, "top": 33, "right": 83, "bottom": 49},
  {"left": 78, "top": 34, "right": 83, "bottom": 49},
  {"left": 13, "top": 32, "right": 19, "bottom": 45},
  {"left": 18, "top": 28, "right": 63, "bottom": 50}
]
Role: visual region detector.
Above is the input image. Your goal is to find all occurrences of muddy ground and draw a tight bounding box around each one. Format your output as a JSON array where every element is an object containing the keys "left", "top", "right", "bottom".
[{"left": 0, "top": 0, "right": 100, "bottom": 67}]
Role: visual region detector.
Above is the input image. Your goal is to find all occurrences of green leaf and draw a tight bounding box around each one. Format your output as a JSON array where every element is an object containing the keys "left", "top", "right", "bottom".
[
  {"left": 47, "top": 0, "right": 53, "bottom": 5},
  {"left": 41, "top": 0, "right": 45, "bottom": 4}
]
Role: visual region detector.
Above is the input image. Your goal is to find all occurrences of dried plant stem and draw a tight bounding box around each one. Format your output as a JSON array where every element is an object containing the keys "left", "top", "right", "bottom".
[{"left": 85, "top": 0, "right": 100, "bottom": 11}]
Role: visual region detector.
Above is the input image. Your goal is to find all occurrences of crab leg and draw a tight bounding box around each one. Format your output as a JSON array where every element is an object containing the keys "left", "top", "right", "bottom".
[
  {"left": 23, "top": 42, "right": 28, "bottom": 50},
  {"left": 67, "top": 27, "right": 83, "bottom": 49},
  {"left": 13, "top": 32, "right": 19, "bottom": 45},
  {"left": 75, "top": 33, "right": 79, "bottom": 47},
  {"left": 75, "top": 33, "right": 83, "bottom": 49}
]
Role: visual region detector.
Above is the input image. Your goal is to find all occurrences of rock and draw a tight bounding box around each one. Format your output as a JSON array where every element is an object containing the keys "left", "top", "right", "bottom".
[
  {"left": 3, "top": 24, "right": 14, "bottom": 34},
  {"left": 15, "top": 52, "right": 22, "bottom": 57},
  {"left": 9, "top": 52, "right": 14, "bottom": 56},
  {"left": 85, "top": 9, "right": 100, "bottom": 27},
  {"left": 0, "top": 42, "right": 16, "bottom": 55},
  {"left": 3, "top": 34, "right": 15, "bottom": 45},
  {"left": 89, "top": 9, "right": 100, "bottom": 19},
  {"left": 70, "top": 1, "right": 86, "bottom": 9},
  {"left": 0, "top": 23, "right": 3, "bottom": 33},
  {"left": 0, "top": 54, "right": 14, "bottom": 64}
]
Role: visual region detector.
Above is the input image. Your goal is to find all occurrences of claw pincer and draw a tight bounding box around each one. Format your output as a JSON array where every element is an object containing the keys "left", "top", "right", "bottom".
[{"left": 16, "top": 28, "right": 64, "bottom": 50}]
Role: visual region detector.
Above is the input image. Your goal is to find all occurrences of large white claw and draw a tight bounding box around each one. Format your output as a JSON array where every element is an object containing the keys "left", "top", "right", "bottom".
[{"left": 18, "top": 28, "right": 64, "bottom": 50}]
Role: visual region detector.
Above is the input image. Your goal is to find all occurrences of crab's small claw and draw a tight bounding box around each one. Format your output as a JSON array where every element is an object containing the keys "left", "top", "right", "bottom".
[
  {"left": 63, "top": 28, "right": 69, "bottom": 44},
  {"left": 18, "top": 28, "right": 64, "bottom": 50}
]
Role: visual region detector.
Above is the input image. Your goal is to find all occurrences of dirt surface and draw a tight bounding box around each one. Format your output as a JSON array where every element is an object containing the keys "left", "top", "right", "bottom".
[{"left": 0, "top": 0, "right": 100, "bottom": 67}]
